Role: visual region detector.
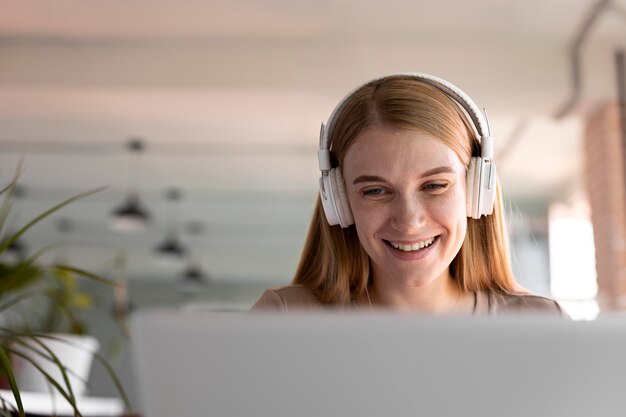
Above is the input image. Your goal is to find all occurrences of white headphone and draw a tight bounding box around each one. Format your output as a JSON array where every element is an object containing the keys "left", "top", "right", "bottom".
[{"left": 318, "top": 72, "right": 497, "bottom": 228}]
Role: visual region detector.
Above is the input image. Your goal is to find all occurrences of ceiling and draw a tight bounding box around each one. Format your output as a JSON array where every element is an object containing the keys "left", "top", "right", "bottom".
[{"left": 0, "top": 0, "right": 625, "bottom": 285}]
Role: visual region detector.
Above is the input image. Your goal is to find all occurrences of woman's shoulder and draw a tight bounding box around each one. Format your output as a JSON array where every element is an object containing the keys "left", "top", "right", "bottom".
[
  {"left": 249, "top": 284, "right": 324, "bottom": 313},
  {"left": 476, "top": 290, "right": 569, "bottom": 317}
]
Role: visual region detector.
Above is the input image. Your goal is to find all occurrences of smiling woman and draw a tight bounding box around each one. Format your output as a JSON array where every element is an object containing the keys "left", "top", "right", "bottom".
[{"left": 250, "top": 73, "right": 567, "bottom": 317}]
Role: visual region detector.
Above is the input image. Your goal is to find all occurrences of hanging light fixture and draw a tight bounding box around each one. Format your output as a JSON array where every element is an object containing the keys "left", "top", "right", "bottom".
[
  {"left": 181, "top": 264, "right": 209, "bottom": 284},
  {"left": 155, "top": 233, "right": 186, "bottom": 258},
  {"left": 180, "top": 221, "right": 209, "bottom": 287},
  {"left": 110, "top": 139, "right": 151, "bottom": 232},
  {"left": 153, "top": 188, "right": 187, "bottom": 266}
]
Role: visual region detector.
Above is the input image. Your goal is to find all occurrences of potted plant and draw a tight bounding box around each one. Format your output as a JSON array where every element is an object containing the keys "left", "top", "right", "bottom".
[{"left": 0, "top": 165, "right": 132, "bottom": 417}]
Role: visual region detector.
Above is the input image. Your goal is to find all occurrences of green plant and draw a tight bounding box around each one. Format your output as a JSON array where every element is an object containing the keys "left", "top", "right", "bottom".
[
  {"left": 0, "top": 256, "right": 98, "bottom": 336},
  {"left": 0, "top": 165, "right": 132, "bottom": 417}
]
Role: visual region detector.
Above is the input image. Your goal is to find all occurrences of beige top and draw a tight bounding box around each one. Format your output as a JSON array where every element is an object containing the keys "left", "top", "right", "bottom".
[{"left": 249, "top": 284, "right": 568, "bottom": 317}]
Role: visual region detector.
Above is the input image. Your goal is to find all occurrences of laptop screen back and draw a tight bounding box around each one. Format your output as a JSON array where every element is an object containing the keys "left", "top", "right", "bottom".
[{"left": 131, "top": 310, "right": 626, "bottom": 417}]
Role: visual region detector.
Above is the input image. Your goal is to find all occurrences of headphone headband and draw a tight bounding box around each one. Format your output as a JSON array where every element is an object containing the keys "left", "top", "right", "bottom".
[{"left": 319, "top": 72, "right": 493, "bottom": 163}]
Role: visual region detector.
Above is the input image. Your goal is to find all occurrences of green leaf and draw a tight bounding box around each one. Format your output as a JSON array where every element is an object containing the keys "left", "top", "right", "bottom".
[
  {"left": 91, "top": 350, "right": 132, "bottom": 411},
  {"left": 0, "top": 344, "right": 24, "bottom": 417},
  {"left": 0, "top": 185, "right": 108, "bottom": 255},
  {"left": 7, "top": 335, "right": 83, "bottom": 417},
  {"left": 0, "top": 161, "right": 22, "bottom": 240},
  {"left": 0, "top": 262, "right": 43, "bottom": 296},
  {"left": 48, "top": 264, "right": 119, "bottom": 287},
  {"left": 0, "top": 287, "right": 52, "bottom": 313}
]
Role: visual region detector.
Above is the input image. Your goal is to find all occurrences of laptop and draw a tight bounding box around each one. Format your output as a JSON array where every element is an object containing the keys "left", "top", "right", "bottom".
[{"left": 130, "top": 310, "right": 626, "bottom": 417}]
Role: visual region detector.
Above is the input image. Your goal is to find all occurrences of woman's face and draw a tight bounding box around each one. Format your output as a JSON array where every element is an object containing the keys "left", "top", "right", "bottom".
[{"left": 342, "top": 126, "right": 468, "bottom": 289}]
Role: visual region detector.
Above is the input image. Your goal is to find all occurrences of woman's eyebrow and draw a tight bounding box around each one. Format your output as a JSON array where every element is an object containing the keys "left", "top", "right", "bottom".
[
  {"left": 420, "top": 166, "right": 457, "bottom": 177},
  {"left": 352, "top": 175, "right": 386, "bottom": 185},
  {"left": 352, "top": 166, "right": 457, "bottom": 185}
]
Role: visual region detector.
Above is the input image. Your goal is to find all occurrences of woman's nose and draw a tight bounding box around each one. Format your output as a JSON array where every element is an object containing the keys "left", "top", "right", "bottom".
[{"left": 389, "top": 194, "right": 427, "bottom": 232}]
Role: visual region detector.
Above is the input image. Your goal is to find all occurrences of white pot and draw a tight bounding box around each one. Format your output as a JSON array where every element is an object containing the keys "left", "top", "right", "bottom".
[{"left": 12, "top": 334, "right": 99, "bottom": 397}]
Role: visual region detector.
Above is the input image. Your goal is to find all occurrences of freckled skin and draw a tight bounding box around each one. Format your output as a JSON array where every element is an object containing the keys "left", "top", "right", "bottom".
[{"left": 343, "top": 126, "right": 468, "bottom": 310}]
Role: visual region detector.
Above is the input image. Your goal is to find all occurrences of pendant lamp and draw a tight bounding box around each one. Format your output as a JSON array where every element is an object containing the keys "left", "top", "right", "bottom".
[
  {"left": 181, "top": 264, "right": 208, "bottom": 284},
  {"left": 180, "top": 221, "right": 209, "bottom": 286},
  {"left": 154, "top": 188, "right": 187, "bottom": 266},
  {"left": 110, "top": 139, "right": 150, "bottom": 232}
]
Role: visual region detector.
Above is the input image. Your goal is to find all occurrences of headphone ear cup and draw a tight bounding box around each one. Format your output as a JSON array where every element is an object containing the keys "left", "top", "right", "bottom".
[
  {"left": 330, "top": 168, "right": 354, "bottom": 227},
  {"left": 319, "top": 168, "right": 354, "bottom": 227},
  {"left": 479, "top": 161, "right": 497, "bottom": 217},
  {"left": 320, "top": 173, "right": 340, "bottom": 226},
  {"left": 466, "top": 157, "right": 497, "bottom": 219},
  {"left": 466, "top": 157, "right": 481, "bottom": 219}
]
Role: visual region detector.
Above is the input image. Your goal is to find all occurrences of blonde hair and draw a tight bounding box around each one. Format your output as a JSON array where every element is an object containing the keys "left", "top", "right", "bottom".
[{"left": 294, "top": 75, "right": 522, "bottom": 305}]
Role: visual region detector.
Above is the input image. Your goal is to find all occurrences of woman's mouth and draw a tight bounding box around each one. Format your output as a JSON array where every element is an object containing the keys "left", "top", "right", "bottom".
[{"left": 385, "top": 236, "right": 438, "bottom": 252}]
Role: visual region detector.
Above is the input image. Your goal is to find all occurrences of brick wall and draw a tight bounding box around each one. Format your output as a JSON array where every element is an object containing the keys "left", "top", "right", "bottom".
[{"left": 584, "top": 102, "right": 626, "bottom": 311}]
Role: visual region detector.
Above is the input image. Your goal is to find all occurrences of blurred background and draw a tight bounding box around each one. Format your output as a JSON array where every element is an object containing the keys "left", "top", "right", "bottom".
[{"left": 1, "top": 0, "right": 626, "bottom": 405}]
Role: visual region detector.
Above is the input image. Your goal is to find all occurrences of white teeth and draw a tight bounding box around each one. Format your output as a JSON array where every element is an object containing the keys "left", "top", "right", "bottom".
[{"left": 390, "top": 238, "right": 434, "bottom": 252}]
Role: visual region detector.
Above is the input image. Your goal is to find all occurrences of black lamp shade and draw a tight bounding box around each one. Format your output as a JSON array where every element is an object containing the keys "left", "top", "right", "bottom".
[
  {"left": 182, "top": 265, "right": 208, "bottom": 285},
  {"left": 110, "top": 195, "right": 150, "bottom": 232},
  {"left": 155, "top": 236, "right": 186, "bottom": 258}
]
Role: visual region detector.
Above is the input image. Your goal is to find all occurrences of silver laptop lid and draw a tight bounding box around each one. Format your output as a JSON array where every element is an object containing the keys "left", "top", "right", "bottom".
[{"left": 131, "top": 310, "right": 626, "bottom": 417}]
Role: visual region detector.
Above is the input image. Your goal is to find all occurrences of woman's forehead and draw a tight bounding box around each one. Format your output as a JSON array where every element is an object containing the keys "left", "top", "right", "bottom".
[{"left": 343, "top": 126, "right": 465, "bottom": 175}]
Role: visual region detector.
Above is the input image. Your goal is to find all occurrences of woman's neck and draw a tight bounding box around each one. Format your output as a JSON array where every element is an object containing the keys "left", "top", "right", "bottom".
[{"left": 365, "top": 271, "right": 470, "bottom": 314}]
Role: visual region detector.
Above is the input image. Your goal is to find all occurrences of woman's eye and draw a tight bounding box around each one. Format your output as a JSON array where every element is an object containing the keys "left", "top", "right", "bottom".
[
  {"left": 362, "top": 188, "right": 387, "bottom": 197},
  {"left": 424, "top": 183, "right": 449, "bottom": 192}
]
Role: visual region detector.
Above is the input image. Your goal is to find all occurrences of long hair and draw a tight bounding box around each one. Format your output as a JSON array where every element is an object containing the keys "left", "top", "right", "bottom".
[{"left": 293, "top": 75, "right": 522, "bottom": 305}]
